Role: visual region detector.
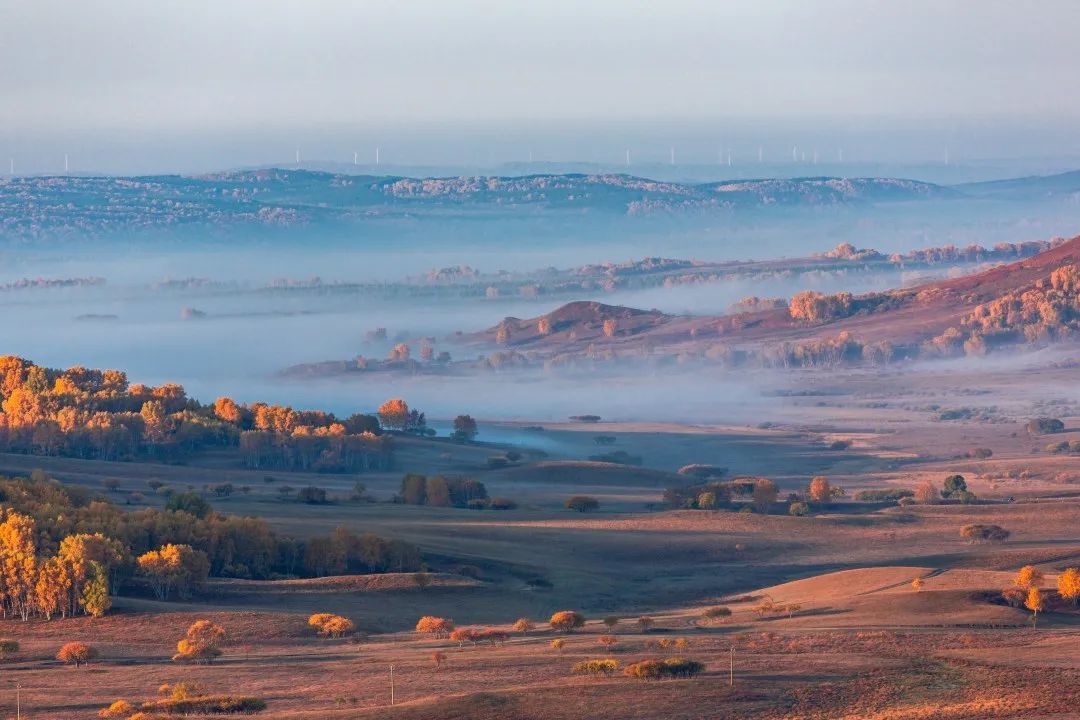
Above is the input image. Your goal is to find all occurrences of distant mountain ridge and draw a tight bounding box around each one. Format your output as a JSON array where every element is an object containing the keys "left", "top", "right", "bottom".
[{"left": 1, "top": 167, "right": 1078, "bottom": 241}]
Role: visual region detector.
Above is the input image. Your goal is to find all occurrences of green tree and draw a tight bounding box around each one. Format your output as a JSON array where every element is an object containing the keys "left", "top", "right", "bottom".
[
  {"left": 164, "top": 492, "right": 212, "bottom": 518},
  {"left": 942, "top": 474, "right": 967, "bottom": 498},
  {"left": 79, "top": 561, "right": 111, "bottom": 618}
]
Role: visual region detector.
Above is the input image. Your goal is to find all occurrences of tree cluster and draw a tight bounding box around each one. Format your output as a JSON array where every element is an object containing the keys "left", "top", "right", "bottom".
[
  {"left": 0, "top": 355, "right": 394, "bottom": 473},
  {"left": 397, "top": 474, "right": 488, "bottom": 508}
]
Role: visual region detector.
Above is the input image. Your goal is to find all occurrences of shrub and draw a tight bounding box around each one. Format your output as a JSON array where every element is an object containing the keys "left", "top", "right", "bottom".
[
  {"left": 550, "top": 610, "right": 586, "bottom": 633},
  {"left": 789, "top": 290, "right": 854, "bottom": 324},
  {"left": 624, "top": 658, "right": 663, "bottom": 680},
  {"left": 677, "top": 464, "right": 727, "bottom": 479},
  {"left": 565, "top": 496, "right": 600, "bottom": 513},
  {"left": 172, "top": 620, "right": 225, "bottom": 664},
  {"left": 598, "top": 635, "right": 618, "bottom": 648},
  {"left": 854, "top": 488, "right": 915, "bottom": 502},
  {"left": 511, "top": 618, "right": 534, "bottom": 633},
  {"left": 788, "top": 501, "right": 809, "bottom": 516},
  {"left": 296, "top": 486, "right": 328, "bottom": 504},
  {"left": 1027, "top": 417, "right": 1064, "bottom": 435},
  {"left": 602, "top": 616, "right": 619, "bottom": 628},
  {"left": 550, "top": 638, "right": 565, "bottom": 651},
  {"left": 588, "top": 451, "right": 642, "bottom": 465},
  {"left": 488, "top": 497, "right": 518, "bottom": 510},
  {"left": 138, "top": 696, "right": 267, "bottom": 714},
  {"left": 662, "top": 657, "right": 705, "bottom": 678},
  {"left": 637, "top": 615, "right": 655, "bottom": 632},
  {"left": 573, "top": 658, "right": 619, "bottom": 676},
  {"left": 959, "top": 524, "right": 1009, "bottom": 543},
  {"left": 702, "top": 606, "right": 731, "bottom": 621},
  {"left": 309, "top": 613, "right": 355, "bottom": 638},
  {"left": 99, "top": 700, "right": 134, "bottom": 718},
  {"left": 1001, "top": 586, "right": 1025, "bottom": 607},
  {"left": 57, "top": 641, "right": 98, "bottom": 667},
  {"left": 0, "top": 639, "right": 19, "bottom": 659}
]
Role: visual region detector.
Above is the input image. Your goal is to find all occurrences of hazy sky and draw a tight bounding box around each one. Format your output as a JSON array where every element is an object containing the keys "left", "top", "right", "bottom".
[{"left": 3, "top": 0, "right": 1080, "bottom": 172}]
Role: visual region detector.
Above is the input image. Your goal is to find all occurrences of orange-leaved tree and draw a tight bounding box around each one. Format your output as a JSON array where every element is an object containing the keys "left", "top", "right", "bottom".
[
  {"left": 549, "top": 610, "right": 585, "bottom": 633},
  {"left": 1014, "top": 565, "right": 1044, "bottom": 590},
  {"left": 377, "top": 399, "right": 410, "bottom": 431},
  {"left": 1025, "top": 587, "right": 1045, "bottom": 628},
  {"left": 172, "top": 619, "right": 225, "bottom": 663},
  {"left": 1057, "top": 567, "right": 1080, "bottom": 607},
  {"left": 415, "top": 615, "right": 454, "bottom": 638},
  {"left": 57, "top": 641, "right": 98, "bottom": 667}
]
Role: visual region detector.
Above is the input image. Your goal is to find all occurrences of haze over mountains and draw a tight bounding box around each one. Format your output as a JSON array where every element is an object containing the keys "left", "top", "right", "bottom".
[{"left": 4, "top": 167, "right": 1080, "bottom": 244}]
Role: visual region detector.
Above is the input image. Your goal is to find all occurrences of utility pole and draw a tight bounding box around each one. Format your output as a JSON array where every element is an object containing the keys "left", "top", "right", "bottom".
[
  {"left": 729, "top": 646, "right": 734, "bottom": 687},
  {"left": 17, "top": 682, "right": 21, "bottom": 720},
  {"left": 389, "top": 664, "right": 395, "bottom": 705}
]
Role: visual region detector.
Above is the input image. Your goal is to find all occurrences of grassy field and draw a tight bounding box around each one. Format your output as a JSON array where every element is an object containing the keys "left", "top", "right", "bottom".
[{"left": 2, "top": 358, "right": 1080, "bottom": 718}]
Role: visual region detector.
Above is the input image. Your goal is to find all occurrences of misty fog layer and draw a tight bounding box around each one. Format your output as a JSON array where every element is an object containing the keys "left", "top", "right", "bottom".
[{"left": 3, "top": 188, "right": 1080, "bottom": 423}]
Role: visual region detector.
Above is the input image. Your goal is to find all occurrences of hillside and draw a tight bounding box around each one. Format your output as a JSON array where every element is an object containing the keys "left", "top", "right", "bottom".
[{"left": 464, "top": 235, "right": 1080, "bottom": 366}]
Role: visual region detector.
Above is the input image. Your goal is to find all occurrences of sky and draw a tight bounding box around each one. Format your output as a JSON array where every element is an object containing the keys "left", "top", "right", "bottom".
[{"left": 3, "top": 0, "right": 1080, "bottom": 173}]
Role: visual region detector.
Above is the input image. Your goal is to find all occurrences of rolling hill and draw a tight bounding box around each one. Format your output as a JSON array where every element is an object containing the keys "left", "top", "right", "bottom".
[{"left": 464, "top": 234, "right": 1080, "bottom": 366}]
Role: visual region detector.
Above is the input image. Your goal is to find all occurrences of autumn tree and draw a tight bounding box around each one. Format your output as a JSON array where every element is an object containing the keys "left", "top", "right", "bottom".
[
  {"left": 808, "top": 476, "right": 835, "bottom": 505},
  {"left": 173, "top": 619, "right": 225, "bottom": 663},
  {"left": 415, "top": 616, "right": 454, "bottom": 638},
  {"left": 637, "top": 615, "right": 655, "bottom": 632},
  {"left": 213, "top": 397, "right": 243, "bottom": 424},
  {"left": 377, "top": 399, "right": 410, "bottom": 431},
  {"left": 308, "top": 613, "right": 355, "bottom": 638},
  {"left": 1057, "top": 567, "right": 1080, "bottom": 607},
  {"left": 137, "top": 544, "right": 210, "bottom": 600},
  {"left": 0, "top": 510, "right": 39, "bottom": 620},
  {"left": 549, "top": 610, "right": 585, "bottom": 633},
  {"left": 432, "top": 651, "right": 446, "bottom": 669},
  {"left": 914, "top": 480, "right": 939, "bottom": 505},
  {"left": 57, "top": 641, "right": 98, "bottom": 667},
  {"left": 1025, "top": 587, "right": 1045, "bottom": 628},
  {"left": 911, "top": 577, "right": 924, "bottom": 592},
  {"left": 1013, "top": 565, "right": 1044, "bottom": 590}
]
